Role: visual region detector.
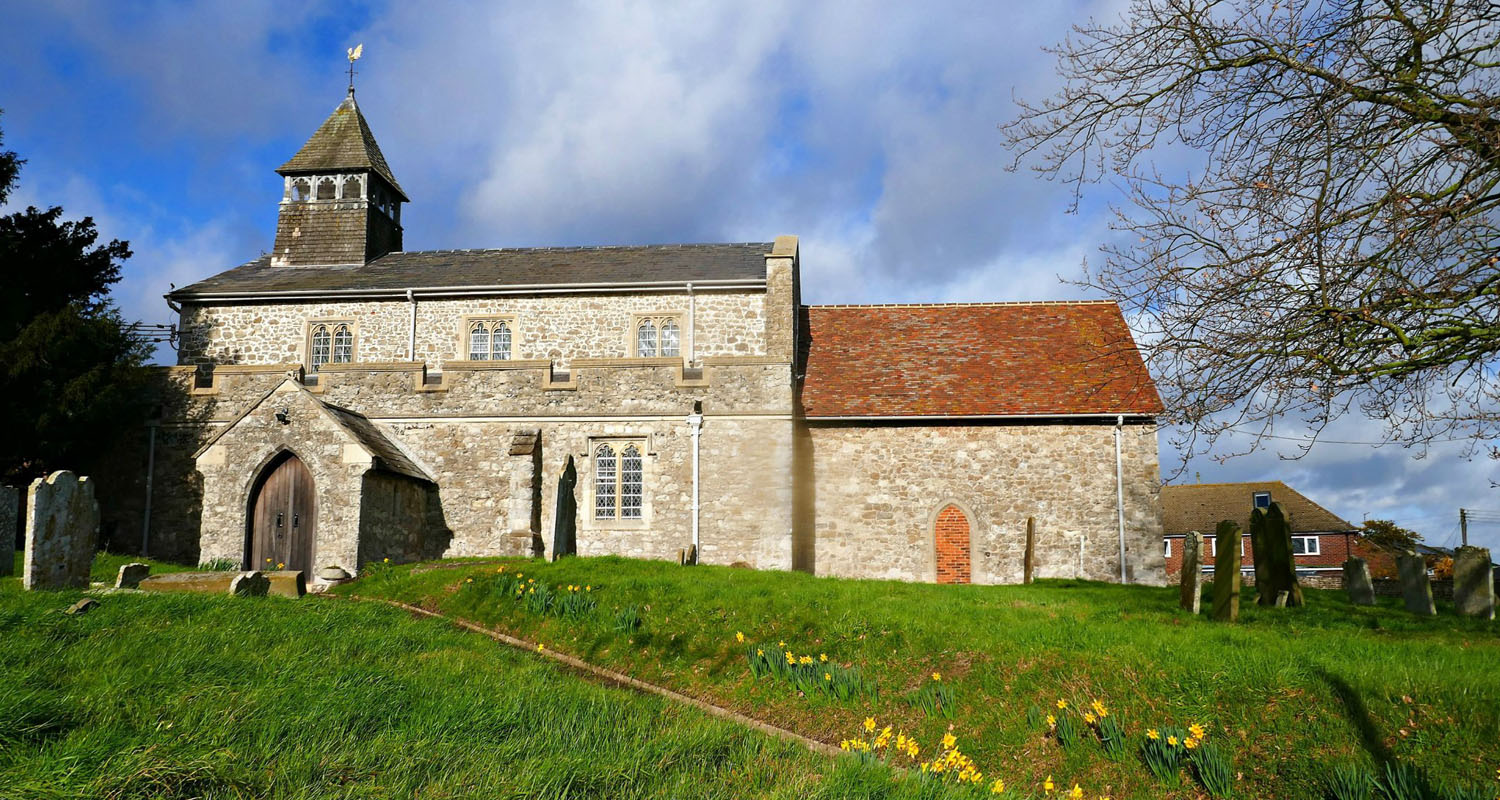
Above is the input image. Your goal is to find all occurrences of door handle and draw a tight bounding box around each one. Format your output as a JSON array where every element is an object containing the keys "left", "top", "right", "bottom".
[
  {"left": 292, "top": 513, "right": 299, "bottom": 529},
  {"left": 276, "top": 512, "right": 284, "bottom": 528}
]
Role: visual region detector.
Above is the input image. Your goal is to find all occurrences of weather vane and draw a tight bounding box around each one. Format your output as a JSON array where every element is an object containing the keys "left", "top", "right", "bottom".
[{"left": 346, "top": 43, "right": 363, "bottom": 93}]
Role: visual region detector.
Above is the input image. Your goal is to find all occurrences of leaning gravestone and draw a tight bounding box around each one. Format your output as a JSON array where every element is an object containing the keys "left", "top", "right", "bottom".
[
  {"left": 1211, "top": 520, "right": 1242, "bottom": 622},
  {"left": 1343, "top": 557, "right": 1376, "bottom": 606},
  {"left": 1253, "top": 503, "right": 1304, "bottom": 607},
  {"left": 0, "top": 485, "right": 17, "bottom": 577},
  {"left": 1452, "top": 546, "right": 1495, "bottom": 620},
  {"left": 1179, "top": 530, "right": 1205, "bottom": 614},
  {"left": 23, "top": 471, "right": 99, "bottom": 591},
  {"left": 115, "top": 563, "right": 150, "bottom": 590},
  {"left": 1396, "top": 552, "right": 1436, "bottom": 616}
]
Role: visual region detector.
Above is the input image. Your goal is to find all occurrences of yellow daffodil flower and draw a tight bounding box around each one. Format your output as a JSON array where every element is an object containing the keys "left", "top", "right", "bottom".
[
  {"left": 778, "top": 640, "right": 786, "bottom": 647},
  {"left": 864, "top": 717, "right": 876, "bottom": 732},
  {"left": 735, "top": 631, "right": 745, "bottom": 643},
  {"left": 756, "top": 648, "right": 764, "bottom": 657},
  {"left": 1167, "top": 736, "right": 1179, "bottom": 747},
  {"left": 991, "top": 778, "right": 1006, "bottom": 794},
  {"left": 1044, "top": 775, "right": 1054, "bottom": 793},
  {"left": 1070, "top": 785, "right": 1083, "bottom": 799},
  {"left": 942, "top": 732, "right": 957, "bottom": 750},
  {"left": 785, "top": 651, "right": 796, "bottom": 665},
  {"left": 800, "top": 655, "right": 813, "bottom": 665},
  {"left": 907, "top": 742, "right": 919, "bottom": 757},
  {"left": 1083, "top": 712, "right": 1096, "bottom": 724},
  {"left": 1056, "top": 699, "right": 1067, "bottom": 710},
  {"left": 1046, "top": 714, "right": 1056, "bottom": 726},
  {"left": 1146, "top": 729, "right": 1159, "bottom": 740},
  {"left": 537, "top": 643, "right": 544, "bottom": 652},
  {"left": 824, "top": 672, "right": 831, "bottom": 681},
  {"left": 1184, "top": 737, "right": 1199, "bottom": 749},
  {"left": 820, "top": 653, "right": 828, "bottom": 662},
  {"left": 932, "top": 671, "right": 942, "bottom": 682},
  {"left": 839, "top": 740, "right": 849, "bottom": 751},
  {"left": 1189, "top": 722, "right": 1206, "bottom": 740}
]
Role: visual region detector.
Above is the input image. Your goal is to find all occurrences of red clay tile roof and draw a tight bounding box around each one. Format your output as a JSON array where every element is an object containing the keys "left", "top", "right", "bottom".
[{"left": 798, "top": 302, "right": 1162, "bottom": 418}]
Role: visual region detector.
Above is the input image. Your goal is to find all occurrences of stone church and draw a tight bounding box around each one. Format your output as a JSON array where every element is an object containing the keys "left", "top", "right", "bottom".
[{"left": 95, "top": 88, "right": 1168, "bottom": 586}]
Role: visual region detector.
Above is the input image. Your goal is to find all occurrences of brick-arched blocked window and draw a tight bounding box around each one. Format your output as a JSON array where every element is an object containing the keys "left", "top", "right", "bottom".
[{"left": 934, "top": 504, "right": 972, "bottom": 584}]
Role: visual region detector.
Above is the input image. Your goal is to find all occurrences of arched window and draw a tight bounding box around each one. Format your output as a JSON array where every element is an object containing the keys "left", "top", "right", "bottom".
[
  {"left": 316, "top": 177, "right": 337, "bottom": 200},
  {"left": 291, "top": 178, "right": 311, "bottom": 202},
  {"left": 468, "top": 322, "right": 490, "bottom": 361},
  {"left": 620, "top": 444, "right": 643, "bottom": 519},
  {"left": 594, "top": 444, "right": 617, "bottom": 520},
  {"left": 636, "top": 319, "right": 657, "bottom": 357},
  {"left": 332, "top": 324, "right": 354, "bottom": 364},
  {"left": 493, "top": 321, "right": 512, "bottom": 360},
  {"left": 660, "top": 319, "right": 680, "bottom": 358},
  {"left": 341, "top": 175, "right": 362, "bottom": 201},
  {"left": 309, "top": 324, "right": 331, "bottom": 371}
]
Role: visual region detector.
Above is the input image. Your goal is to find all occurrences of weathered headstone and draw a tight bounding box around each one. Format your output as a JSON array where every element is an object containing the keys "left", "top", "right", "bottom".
[
  {"left": 115, "top": 562, "right": 150, "bottom": 589},
  {"left": 1211, "top": 520, "right": 1242, "bottom": 622},
  {"left": 1023, "top": 516, "right": 1036, "bottom": 584},
  {"left": 551, "top": 455, "right": 578, "bottom": 561},
  {"left": 1254, "top": 503, "right": 1304, "bottom": 607},
  {"left": 1396, "top": 552, "right": 1436, "bottom": 616},
  {"left": 264, "top": 570, "right": 306, "bottom": 598},
  {"left": 1179, "top": 531, "right": 1205, "bottom": 614},
  {"left": 0, "top": 485, "right": 17, "bottom": 577},
  {"left": 1343, "top": 557, "right": 1376, "bottom": 606},
  {"left": 22, "top": 471, "right": 99, "bottom": 591},
  {"left": 1452, "top": 546, "right": 1495, "bottom": 620},
  {"left": 229, "top": 571, "right": 270, "bottom": 597},
  {"left": 65, "top": 597, "right": 100, "bottom": 615},
  {"left": 1249, "top": 508, "right": 1273, "bottom": 602}
]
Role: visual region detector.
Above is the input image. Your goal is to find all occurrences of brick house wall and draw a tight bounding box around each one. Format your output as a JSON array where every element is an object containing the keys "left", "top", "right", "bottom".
[{"left": 1164, "top": 530, "right": 1394, "bottom": 578}]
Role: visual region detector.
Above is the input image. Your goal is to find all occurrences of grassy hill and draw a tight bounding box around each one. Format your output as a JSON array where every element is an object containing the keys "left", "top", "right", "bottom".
[{"left": 342, "top": 556, "right": 1500, "bottom": 799}]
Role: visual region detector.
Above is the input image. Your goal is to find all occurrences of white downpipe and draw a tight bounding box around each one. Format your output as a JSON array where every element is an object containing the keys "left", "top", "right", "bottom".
[
  {"left": 1115, "top": 414, "right": 1127, "bottom": 583},
  {"left": 406, "top": 288, "right": 417, "bottom": 360},
  {"left": 687, "top": 406, "right": 703, "bottom": 562},
  {"left": 686, "top": 282, "right": 696, "bottom": 366}
]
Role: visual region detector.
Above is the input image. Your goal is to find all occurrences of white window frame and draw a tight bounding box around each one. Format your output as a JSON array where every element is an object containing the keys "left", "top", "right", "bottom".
[
  {"left": 1163, "top": 538, "right": 1172, "bottom": 558},
  {"left": 307, "top": 319, "right": 356, "bottom": 372},
  {"left": 1291, "top": 535, "right": 1320, "bottom": 556},
  {"left": 632, "top": 314, "right": 684, "bottom": 358},
  {"left": 592, "top": 438, "right": 647, "bottom": 525},
  {"left": 1253, "top": 491, "right": 1271, "bottom": 509},
  {"left": 1208, "top": 535, "right": 1246, "bottom": 557},
  {"left": 464, "top": 317, "right": 514, "bottom": 361}
]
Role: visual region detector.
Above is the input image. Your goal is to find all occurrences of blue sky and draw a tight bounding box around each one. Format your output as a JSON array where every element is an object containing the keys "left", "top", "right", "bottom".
[{"left": 3, "top": 1, "right": 1497, "bottom": 550}]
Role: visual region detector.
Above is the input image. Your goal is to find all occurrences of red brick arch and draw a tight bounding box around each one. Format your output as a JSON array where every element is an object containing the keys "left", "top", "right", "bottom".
[{"left": 934, "top": 504, "right": 971, "bottom": 584}]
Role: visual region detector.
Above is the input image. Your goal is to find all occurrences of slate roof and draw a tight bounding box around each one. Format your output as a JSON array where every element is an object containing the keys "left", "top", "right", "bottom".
[
  {"left": 1160, "top": 482, "right": 1356, "bottom": 535},
  {"left": 798, "top": 302, "right": 1163, "bottom": 417},
  {"left": 322, "top": 404, "right": 433, "bottom": 482},
  {"left": 168, "top": 243, "right": 774, "bottom": 298},
  {"left": 278, "top": 90, "right": 408, "bottom": 200}
]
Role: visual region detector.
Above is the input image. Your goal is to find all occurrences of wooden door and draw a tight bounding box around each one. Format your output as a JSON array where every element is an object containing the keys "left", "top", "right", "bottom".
[{"left": 248, "top": 454, "right": 316, "bottom": 574}]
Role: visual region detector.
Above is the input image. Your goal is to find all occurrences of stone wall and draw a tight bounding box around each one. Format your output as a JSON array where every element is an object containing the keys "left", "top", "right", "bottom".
[
  {"left": 176, "top": 288, "right": 769, "bottom": 369},
  {"left": 357, "top": 472, "right": 441, "bottom": 565},
  {"left": 802, "top": 421, "right": 1166, "bottom": 585}
]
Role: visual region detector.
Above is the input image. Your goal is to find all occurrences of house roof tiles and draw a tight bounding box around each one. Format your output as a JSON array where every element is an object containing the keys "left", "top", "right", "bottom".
[{"left": 1160, "top": 481, "right": 1356, "bottom": 535}]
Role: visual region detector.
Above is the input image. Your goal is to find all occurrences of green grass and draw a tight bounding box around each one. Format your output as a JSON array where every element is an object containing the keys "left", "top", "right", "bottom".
[
  {"left": 341, "top": 556, "right": 1500, "bottom": 800},
  {"left": 0, "top": 575, "right": 953, "bottom": 800}
]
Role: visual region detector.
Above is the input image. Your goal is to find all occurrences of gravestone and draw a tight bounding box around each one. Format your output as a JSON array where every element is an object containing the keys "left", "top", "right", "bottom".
[
  {"left": 1396, "top": 552, "right": 1436, "bottom": 616},
  {"left": 229, "top": 571, "right": 270, "bottom": 597},
  {"left": 1254, "top": 503, "right": 1303, "bottom": 607},
  {"left": 0, "top": 485, "right": 17, "bottom": 577},
  {"left": 552, "top": 455, "right": 577, "bottom": 560},
  {"left": 65, "top": 598, "right": 100, "bottom": 615},
  {"left": 115, "top": 563, "right": 150, "bottom": 589},
  {"left": 22, "top": 471, "right": 99, "bottom": 591},
  {"left": 1211, "top": 520, "right": 1242, "bottom": 622},
  {"left": 1342, "top": 558, "right": 1376, "bottom": 606},
  {"left": 264, "top": 570, "right": 307, "bottom": 598},
  {"left": 1452, "top": 546, "right": 1495, "bottom": 620},
  {"left": 1023, "top": 517, "right": 1036, "bottom": 584},
  {"left": 1179, "top": 531, "right": 1205, "bottom": 614}
]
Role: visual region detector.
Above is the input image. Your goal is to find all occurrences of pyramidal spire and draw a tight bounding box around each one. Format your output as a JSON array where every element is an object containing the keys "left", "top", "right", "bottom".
[{"left": 277, "top": 91, "right": 406, "bottom": 201}]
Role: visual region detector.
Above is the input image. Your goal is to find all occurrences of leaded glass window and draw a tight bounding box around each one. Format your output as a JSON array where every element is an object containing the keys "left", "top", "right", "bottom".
[
  {"left": 332, "top": 324, "right": 353, "bottom": 364},
  {"left": 468, "top": 323, "right": 490, "bottom": 360},
  {"left": 493, "top": 321, "right": 511, "bottom": 360},
  {"left": 660, "top": 319, "right": 680, "bottom": 358},
  {"left": 637, "top": 319, "right": 657, "bottom": 357},
  {"left": 310, "top": 324, "right": 331, "bottom": 371},
  {"left": 594, "top": 444, "right": 617, "bottom": 520},
  {"left": 621, "top": 444, "right": 643, "bottom": 519}
]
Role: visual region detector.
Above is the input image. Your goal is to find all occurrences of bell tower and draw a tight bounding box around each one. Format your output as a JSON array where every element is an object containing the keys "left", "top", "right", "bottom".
[{"left": 270, "top": 88, "right": 407, "bottom": 267}]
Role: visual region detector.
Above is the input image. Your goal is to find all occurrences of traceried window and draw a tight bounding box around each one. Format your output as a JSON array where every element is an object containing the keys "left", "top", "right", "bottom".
[
  {"left": 291, "top": 177, "right": 311, "bottom": 202},
  {"left": 466, "top": 319, "right": 513, "bottom": 360},
  {"left": 316, "top": 176, "right": 337, "bottom": 200},
  {"left": 634, "top": 315, "right": 682, "bottom": 357},
  {"left": 309, "top": 322, "right": 354, "bottom": 372},
  {"left": 341, "top": 175, "right": 363, "bottom": 200},
  {"left": 594, "top": 441, "right": 644, "bottom": 521}
]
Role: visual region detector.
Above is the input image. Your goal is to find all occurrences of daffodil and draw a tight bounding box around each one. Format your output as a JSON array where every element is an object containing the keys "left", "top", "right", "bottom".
[
  {"left": 1056, "top": 699, "right": 1067, "bottom": 710},
  {"left": 1044, "top": 775, "right": 1054, "bottom": 793},
  {"left": 990, "top": 778, "right": 1006, "bottom": 794},
  {"left": 383, "top": 557, "right": 390, "bottom": 564},
  {"left": 735, "top": 631, "right": 745, "bottom": 643},
  {"left": 277, "top": 562, "right": 285, "bottom": 569},
  {"left": 1083, "top": 712, "right": 1096, "bottom": 724},
  {"left": 537, "top": 643, "right": 544, "bottom": 652},
  {"left": 1070, "top": 785, "right": 1083, "bottom": 799},
  {"left": 819, "top": 653, "right": 828, "bottom": 662},
  {"left": 1184, "top": 737, "right": 1199, "bottom": 749},
  {"left": 932, "top": 671, "right": 942, "bottom": 682},
  {"left": 864, "top": 716, "right": 876, "bottom": 732},
  {"left": 824, "top": 672, "right": 832, "bottom": 681},
  {"left": 785, "top": 651, "right": 796, "bottom": 665},
  {"left": 1189, "top": 722, "right": 1206, "bottom": 740},
  {"left": 800, "top": 655, "right": 813, "bottom": 665},
  {"left": 1046, "top": 713, "right": 1056, "bottom": 726},
  {"left": 942, "top": 732, "right": 957, "bottom": 750},
  {"left": 1167, "top": 736, "right": 1179, "bottom": 747},
  {"left": 778, "top": 640, "right": 786, "bottom": 647},
  {"left": 1146, "top": 728, "right": 1159, "bottom": 740},
  {"left": 465, "top": 577, "right": 473, "bottom": 583},
  {"left": 906, "top": 742, "right": 919, "bottom": 757}
]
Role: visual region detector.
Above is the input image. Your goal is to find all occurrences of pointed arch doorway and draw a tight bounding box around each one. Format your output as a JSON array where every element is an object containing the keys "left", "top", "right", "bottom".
[
  {"left": 246, "top": 452, "right": 317, "bottom": 573},
  {"left": 934, "top": 504, "right": 972, "bottom": 584}
]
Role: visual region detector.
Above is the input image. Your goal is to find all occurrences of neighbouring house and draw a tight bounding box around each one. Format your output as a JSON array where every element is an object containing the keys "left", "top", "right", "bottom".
[
  {"left": 1160, "top": 481, "right": 1367, "bottom": 579},
  {"left": 88, "top": 87, "right": 1168, "bottom": 586}
]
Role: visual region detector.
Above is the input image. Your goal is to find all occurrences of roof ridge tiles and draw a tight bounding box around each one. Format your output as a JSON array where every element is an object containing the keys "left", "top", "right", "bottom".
[{"left": 808, "top": 300, "right": 1117, "bottom": 309}]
